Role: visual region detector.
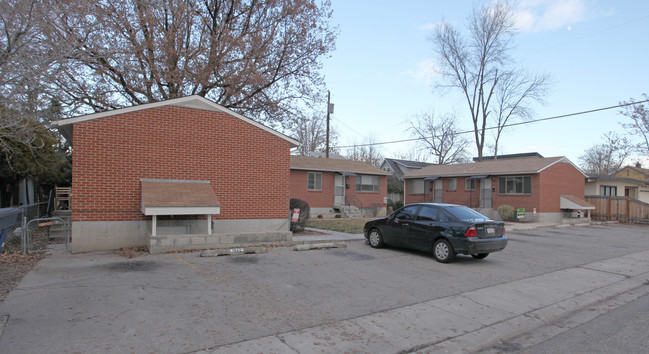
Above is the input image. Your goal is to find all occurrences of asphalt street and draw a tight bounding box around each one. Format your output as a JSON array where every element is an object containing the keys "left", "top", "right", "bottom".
[{"left": 0, "top": 223, "right": 648, "bottom": 353}]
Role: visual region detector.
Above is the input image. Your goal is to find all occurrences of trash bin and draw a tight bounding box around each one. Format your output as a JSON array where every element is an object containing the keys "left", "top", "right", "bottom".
[{"left": 0, "top": 208, "right": 21, "bottom": 253}]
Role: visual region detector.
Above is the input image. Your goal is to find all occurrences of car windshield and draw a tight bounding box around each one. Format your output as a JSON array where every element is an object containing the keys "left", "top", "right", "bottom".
[{"left": 445, "top": 206, "right": 489, "bottom": 221}]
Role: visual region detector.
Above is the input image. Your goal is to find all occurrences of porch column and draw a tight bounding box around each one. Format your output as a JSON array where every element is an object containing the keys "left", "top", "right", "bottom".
[
  {"left": 208, "top": 215, "right": 212, "bottom": 234},
  {"left": 152, "top": 215, "right": 157, "bottom": 236}
]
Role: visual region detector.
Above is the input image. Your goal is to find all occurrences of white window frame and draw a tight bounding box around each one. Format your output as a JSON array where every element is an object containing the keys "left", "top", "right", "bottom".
[
  {"left": 307, "top": 172, "right": 322, "bottom": 191},
  {"left": 465, "top": 178, "right": 475, "bottom": 191},
  {"left": 356, "top": 175, "right": 380, "bottom": 192},
  {"left": 499, "top": 176, "right": 532, "bottom": 195}
]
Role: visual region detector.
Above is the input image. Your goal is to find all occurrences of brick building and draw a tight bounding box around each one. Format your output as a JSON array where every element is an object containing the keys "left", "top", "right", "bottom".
[
  {"left": 290, "top": 156, "right": 389, "bottom": 218},
  {"left": 52, "top": 96, "right": 299, "bottom": 253},
  {"left": 403, "top": 154, "right": 593, "bottom": 222}
]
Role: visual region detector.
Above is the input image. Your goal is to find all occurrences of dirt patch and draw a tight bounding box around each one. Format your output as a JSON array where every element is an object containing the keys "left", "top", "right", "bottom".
[
  {"left": 0, "top": 252, "right": 48, "bottom": 302},
  {"left": 119, "top": 246, "right": 148, "bottom": 258}
]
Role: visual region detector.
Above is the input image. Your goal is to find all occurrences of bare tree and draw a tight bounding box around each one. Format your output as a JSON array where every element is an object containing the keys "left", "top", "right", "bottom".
[
  {"left": 291, "top": 112, "right": 339, "bottom": 156},
  {"left": 492, "top": 69, "right": 549, "bottom": 157},
  {"left": 43, "top": 0, "right": 337, "bottom": 127},
  {"left": 431, "top": 0, "right": 549, "bottom": 161},
  {"left": 620, "top": 94, "right": 649, "bottom": 155},
  {"left": 408, "top": 111, "right": 469, "bottom": 164},
  {"left": 0, "top": 0, "right": 64, "bottom": 166},
  {"left": 346, "top": 135, "right": 383, "bottom": 167},
  {"left": 393, "top": 147, "right": 429, "bottom": 163},
  {"left": 579, "top": 132, "right": 633, "bottom": 176}
]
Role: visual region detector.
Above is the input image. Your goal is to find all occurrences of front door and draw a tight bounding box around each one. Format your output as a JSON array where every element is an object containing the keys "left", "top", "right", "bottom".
[
  {"left": 480, "top": 178, "right": 492, "bottom": 208},
  {"left": 433, "top": 180, "right": 443, "bottom": 203},
  {"left": 334, "top": 174, "right": 345, "bottom": 206}
]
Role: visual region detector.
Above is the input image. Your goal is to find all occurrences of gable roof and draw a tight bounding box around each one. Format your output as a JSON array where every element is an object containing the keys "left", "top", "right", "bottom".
[
  {"left": 51, "top": 95, "right": 299, "bottom": 147},
  {"left": 382, "top": 158, "right": 435, "bottom": 179},
  {"left": 404, "top": 156, "right": 585, "bottom": 179},
  {"left": 291, "top": 156, "right": 390, "bottom": 176},
  {"left": 614, "top": 166, "right": 649, "bottom": 180}
]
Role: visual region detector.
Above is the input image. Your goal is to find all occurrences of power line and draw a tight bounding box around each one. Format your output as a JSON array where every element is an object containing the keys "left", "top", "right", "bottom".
[{"left": 337, "top": 99, "right": 649, "bottom": 148}]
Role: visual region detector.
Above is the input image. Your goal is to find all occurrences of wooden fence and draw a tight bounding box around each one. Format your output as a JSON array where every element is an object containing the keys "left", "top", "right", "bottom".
[{"left": 585, "top": 195, "right": 649, "bottom": 224}]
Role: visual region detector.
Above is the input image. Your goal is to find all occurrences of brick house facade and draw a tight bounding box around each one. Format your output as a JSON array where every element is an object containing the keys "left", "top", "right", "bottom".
[
  {"left": 290, "top": 156, "right": 389, "bottom": 218},
  {"left": 53, "top": 96, "right": 299, "bottom": 252},
  {"left": 404, "top": 155, "right": 591, "bottom": 222}
]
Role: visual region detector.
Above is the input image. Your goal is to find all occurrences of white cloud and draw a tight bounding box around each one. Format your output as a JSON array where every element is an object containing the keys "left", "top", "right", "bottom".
[
  {"left": 418, "top": 22, "right": 438, "bottom": 31},
  {"left": 401, "top": 59, "right": 439, "bottom": 85},
  {"left": 514, "top": 0, "right": 587, "bottom": 32}
]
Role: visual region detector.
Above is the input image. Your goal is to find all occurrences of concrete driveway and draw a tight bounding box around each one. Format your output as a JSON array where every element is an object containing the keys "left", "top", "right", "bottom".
[{"left": 1, "top": 223, "right": 649, "bottom": 353}]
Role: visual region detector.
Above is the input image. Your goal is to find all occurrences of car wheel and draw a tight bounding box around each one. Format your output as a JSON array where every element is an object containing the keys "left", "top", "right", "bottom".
[
  {"left": 368, "top": 229, "right": 384, "bottom": 248},
  {"left": 432, "top": 239, "right": 455, "bottom": 263},
  {"left": 471, "top": 253, "right": 489, "bottom": 259}
]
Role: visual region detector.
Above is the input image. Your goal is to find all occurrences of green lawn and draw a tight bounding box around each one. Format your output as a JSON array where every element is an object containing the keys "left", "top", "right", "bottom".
[{"left": 305, "top": 218, "right": 371, "bottom": 234}]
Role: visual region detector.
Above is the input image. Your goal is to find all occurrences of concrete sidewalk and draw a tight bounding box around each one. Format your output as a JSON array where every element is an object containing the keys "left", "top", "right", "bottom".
[{"left": 206, "top": 249, "right": 649, "bottom": 353}]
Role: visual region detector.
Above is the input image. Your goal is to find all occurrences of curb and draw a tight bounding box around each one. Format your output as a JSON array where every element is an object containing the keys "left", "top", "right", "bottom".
[{"left": 294, "top": 243, "right": 348, "bottom": 251}]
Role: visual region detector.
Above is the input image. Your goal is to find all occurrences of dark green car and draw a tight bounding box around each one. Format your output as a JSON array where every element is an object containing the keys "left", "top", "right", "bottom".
[{"left": 363, "top": 203, "right": 507, "bottom": 263}]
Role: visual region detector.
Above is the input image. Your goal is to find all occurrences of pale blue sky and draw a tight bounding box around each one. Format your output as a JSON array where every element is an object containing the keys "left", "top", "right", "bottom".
[{"left": 321, "top": 0, "right": 649, "bottom": 165}]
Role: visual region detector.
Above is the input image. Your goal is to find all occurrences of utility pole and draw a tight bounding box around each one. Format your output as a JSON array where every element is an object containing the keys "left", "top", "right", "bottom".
[{"left": 326, "top": 91, "right": 334, "bottom": 158}]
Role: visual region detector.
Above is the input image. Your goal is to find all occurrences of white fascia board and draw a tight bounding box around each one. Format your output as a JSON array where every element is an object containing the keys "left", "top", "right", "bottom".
[
  {"left": 142, "top": 206, "right": 221, "bottom": 216},
  {"left": 51, "top": 95, "right": 300, "bottom": 147},
  {"left": 291, "top": 167, "right": 389, "bottom": 176}
]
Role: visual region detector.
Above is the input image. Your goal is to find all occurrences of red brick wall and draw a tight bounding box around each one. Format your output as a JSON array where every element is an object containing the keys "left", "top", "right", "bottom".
[
  {"left": 405, "top": 178, "right": 483, "bottom": 207},
  {"left": 72, "top": 106, "right": 292, "bottom": 222},
  {"left": 289, "top": 170, "right": 336, "bottom": 207},
  {"left": 289, "top": 171, "right": 387, "bottom": 208},
  {"left": 538, "top": 161, "right": 586, "bottom": 212},
  {"left": 492, "top": 175, "right": 540, "bottom": 212},
  {"left": 405, "top": 161, "right": 585, "bottom": 214}
]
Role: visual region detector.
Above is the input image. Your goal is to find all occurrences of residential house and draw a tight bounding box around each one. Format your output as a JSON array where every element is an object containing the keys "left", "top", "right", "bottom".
[
  {"left": 52, "top": 95, "right": 299, "bottom": 253},
  {"left": 290, "top": 156, "right": 389, "bottom": 218},
  {"left": 403, "top": 154, "right": 593, "bottom": 222},
  {"left": 380, "top": 158, "right": 434, "bottom": 202},
  {"left": 585, "top": 163, "right": 649, "bottom": 203}
]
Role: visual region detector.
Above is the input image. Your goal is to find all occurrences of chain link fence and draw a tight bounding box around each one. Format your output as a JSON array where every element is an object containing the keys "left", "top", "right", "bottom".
[{"left": 2, "top": 203, "right": 50, "bottom": 253}]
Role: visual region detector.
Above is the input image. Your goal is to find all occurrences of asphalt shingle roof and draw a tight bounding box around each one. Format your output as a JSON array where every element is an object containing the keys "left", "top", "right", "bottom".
[
  {"left": 290, "top": 156, "right": 389, "bottom": 175},
  {"left": 404, "top": 156, "right": 582, "bottom": 178}
]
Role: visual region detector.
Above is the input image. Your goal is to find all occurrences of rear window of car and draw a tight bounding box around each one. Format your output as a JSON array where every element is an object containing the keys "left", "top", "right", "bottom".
[{"left": 444, "top": 206, "right": 489, "bottom": 221}]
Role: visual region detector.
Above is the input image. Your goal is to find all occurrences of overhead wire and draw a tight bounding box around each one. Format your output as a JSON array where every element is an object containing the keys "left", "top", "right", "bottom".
[{"left": 335, "top": 99, "right": 649, "bottom": 148}]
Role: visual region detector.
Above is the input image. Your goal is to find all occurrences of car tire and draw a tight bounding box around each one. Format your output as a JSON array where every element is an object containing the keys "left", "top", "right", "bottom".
[
  {"left": 368, "top": 228, "right": 384, "bottom": 248},
  {"left": 432, "top": 239, "right": 455, "bottom": 263},
  {"left": 471, "top": 253, "right": 489, "bottom": 259}
]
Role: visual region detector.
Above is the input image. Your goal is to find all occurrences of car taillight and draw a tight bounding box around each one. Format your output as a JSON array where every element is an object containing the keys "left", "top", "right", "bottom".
[
  {"left": 502, "top": 226, "right": 506, "bottom": 235},
  {"left": 464, "top": 226, "right": 477, "bottom": 237}
]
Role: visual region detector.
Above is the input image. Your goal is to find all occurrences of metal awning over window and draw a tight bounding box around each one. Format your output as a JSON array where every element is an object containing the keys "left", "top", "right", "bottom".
[
  {"left": 141, "top": 179, "right": 221, "bottom": 236},
  {"left": 470, "top": 175, "right": 489, "bottom": 179},
  {"left": 424, "top": 176, "right": 439, "bottom": 181},
  {"left": 560, "top": 195, "right": 595, "bottom": 210},
  {"left": 337, "top": 171, "right": 357, "bottom": 177}
]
